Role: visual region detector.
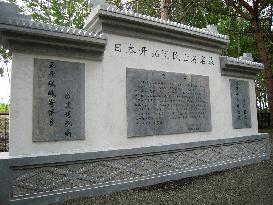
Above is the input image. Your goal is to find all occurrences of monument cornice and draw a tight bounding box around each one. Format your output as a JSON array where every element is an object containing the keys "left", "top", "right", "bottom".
[
  {"left": 0, "top": 16, "right": 107, "bottom": 60},
  {"left": 84, "top": 5, "right": 230, "bottom": 54},
  {"left": 220, "top": 56, "right": 264, "bottom": 79}
]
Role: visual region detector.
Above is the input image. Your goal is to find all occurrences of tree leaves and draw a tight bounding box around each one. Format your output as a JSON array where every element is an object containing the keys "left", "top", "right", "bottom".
[
  {"left": 21, "top": 0, "right": 90, "bottom": 29},
  {"left": 0, "top": 48, "right": 11, "bottom": 77}
]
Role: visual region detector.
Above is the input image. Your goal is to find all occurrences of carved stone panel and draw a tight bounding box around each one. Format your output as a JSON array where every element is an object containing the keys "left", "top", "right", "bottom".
[
  {"left": 230, "top": 79, "right": 251, "bottom": 129},
  {"left": 33, "top": 59, "right": 85, "bottom": 142},
  {"left": 127, "top": 68, "right": 211, "bottom": 137},
  {"left": 12, "top": 139, "right": 267, "bottom": 197}
]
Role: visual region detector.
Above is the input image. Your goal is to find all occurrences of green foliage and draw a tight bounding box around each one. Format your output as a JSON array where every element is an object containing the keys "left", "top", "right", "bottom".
[
  {"left": 0, "top": 48, "right": 11, "bottom": 77},
  {"left": 22, "top": 0, "right": 90, "bottom": 29},
  {"left": 171, "top": 0, "right": 229, "bottom": 27},
  {"left": 131, "top": 0, "right": 160, "bottom": 17},
  {"left": 0, "top": 103, "right": 9, "bottom": 113}
]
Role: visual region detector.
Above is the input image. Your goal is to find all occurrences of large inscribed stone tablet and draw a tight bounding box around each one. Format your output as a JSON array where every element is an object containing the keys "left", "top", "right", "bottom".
[
  {"left": 33, "top": 59, "right": 85, "bottom": 142},
  {"left": 230, "top": 79, "right": 251, "bottom": 129},
  {"left": 127, "top": 68, "right": 211, "bottom": 137}
]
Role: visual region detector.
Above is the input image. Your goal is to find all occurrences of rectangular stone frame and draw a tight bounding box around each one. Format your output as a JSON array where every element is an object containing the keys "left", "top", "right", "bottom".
[
  {"left": 127, "top": 68, "right": 211, "bottom": 137},
  {"left": 33, "top": 59, "right": 85, "bottom": 142},
  {"left": 230, "top": 79, "right": 251, "bottom": 129}
]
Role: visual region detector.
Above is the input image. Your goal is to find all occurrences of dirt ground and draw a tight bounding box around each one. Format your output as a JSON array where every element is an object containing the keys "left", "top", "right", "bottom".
[{"left": 55, "top": 131, "right": 273, "bottom": 205}]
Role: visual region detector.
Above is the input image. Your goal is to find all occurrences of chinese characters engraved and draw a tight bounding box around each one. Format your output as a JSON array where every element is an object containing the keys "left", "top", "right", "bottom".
[
  {"left": 64, "top": 91, "right": 72, "bottom": 137},
  {"left": 114, "top": 43, "right": 215, "bottom": 67},
  {"left": 230, "top": 79, "right": 251, "bottom": 129},
  {"left": 127, "top": 68, "right": 212, "bottom": 137},
  {"left": 33, "top": 59, "right": 85, "bottom": 142}
]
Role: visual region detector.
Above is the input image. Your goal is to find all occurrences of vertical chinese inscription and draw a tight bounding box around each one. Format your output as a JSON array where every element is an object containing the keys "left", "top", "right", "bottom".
[
  {"left": 33, "top": 59, "right": 85, "bottom": 142},
  {"left": 64, "top": 91, "right": 72, "bottom": 137},
  {"left": 48, "top": 62, "right": 56, "bottom": 127},
  {"left": 127, "top": 68, "right": 211, "bottom": 137},
  {"left": 230, "top": 79, "right": 251, "bottom": 129}
]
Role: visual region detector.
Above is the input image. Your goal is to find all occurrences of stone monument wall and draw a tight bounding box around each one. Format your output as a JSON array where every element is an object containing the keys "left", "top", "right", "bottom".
[
  {"left": 8, "top": 34, "right": 259, "bottom": 156},
  {"left": 0, "top": 2, "right": 268, "bottom": 205}
]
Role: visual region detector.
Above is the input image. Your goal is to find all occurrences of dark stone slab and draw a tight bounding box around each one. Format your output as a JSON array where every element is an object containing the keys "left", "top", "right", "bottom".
[
  {"left": 126, "top": 68, "right": 211, "bottom": 137},
  {"left": 33, "top": 59, "right": 85, "bottom": 142},
  {"left": 230, "top": 79, "right": 251, "bottom": 129}
]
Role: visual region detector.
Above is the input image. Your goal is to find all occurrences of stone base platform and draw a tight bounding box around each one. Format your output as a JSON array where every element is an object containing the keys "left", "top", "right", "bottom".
[{"left": 0, "top": 134, "right": 270, "bottom": 205}]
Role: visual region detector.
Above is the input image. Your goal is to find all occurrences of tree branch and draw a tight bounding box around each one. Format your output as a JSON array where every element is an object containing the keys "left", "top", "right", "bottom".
[
  {"left": 224, "top": 0, "right": 252, "bottom": 20},
  {"left": 237, "top": 0, "right": 255, "bottom": 15}
]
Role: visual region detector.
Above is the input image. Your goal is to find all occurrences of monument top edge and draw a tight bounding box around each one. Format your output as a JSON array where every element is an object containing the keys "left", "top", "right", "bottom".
[
  {"left": 221, "top": 56, "right": 264, "bottom": 69},
  {"left": 0, "top": 2, "right": 107, "bottom": 42},
  {"left": 86, "top": 3, "right": 230, "bottom": 43}
]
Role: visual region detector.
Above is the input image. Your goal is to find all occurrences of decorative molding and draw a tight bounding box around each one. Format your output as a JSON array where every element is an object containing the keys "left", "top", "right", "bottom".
[
  {"left": 0, "top": 2, "right": 107, "bottom": 60},
  {"left": 84, "top": 5, "right": 230, "bottom": 54},
  {"left": 12, "top": 140, "right": 267, "bottom": 198},
  {"left": 85, "top": 5, "right": 228, "bottom": 40},
  {"left": 226, "top": 56, "right": 264, "bottom": 68},
  {"left": 0, "top": 17, "right": 106, "bottom": 40},
  {"left": 220, "top": 56, "right": 264, "bottom": 79},
  {"left": 0, "top": 134, "right": 270, "bottom": 205}
]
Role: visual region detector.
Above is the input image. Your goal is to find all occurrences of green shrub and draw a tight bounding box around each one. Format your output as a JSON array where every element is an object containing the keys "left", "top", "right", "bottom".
[{"left": 0, "top": 103, "right": 9, "bottom": 113}]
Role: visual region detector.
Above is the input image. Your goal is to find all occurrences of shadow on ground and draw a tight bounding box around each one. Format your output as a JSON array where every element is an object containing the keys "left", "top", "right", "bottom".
[{"left": 55, "top": 132, "right": 273, "bottom": 205}]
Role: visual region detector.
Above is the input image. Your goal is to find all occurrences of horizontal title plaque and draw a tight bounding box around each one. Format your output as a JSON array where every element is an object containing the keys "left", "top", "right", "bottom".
[
  {"left": 33, "top": 59, "right": 85, "bottom": 142},
  {"left": 127, "top": 68, "right": 211, "bottom": 137},
  {"left": 230, "top": 79, "right": 251, "bottom": 129}
]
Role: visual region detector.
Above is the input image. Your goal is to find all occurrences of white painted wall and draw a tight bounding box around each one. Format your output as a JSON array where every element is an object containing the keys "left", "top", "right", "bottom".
[{"left": 9, "top": 34, "right": 258, "bottom": 156}]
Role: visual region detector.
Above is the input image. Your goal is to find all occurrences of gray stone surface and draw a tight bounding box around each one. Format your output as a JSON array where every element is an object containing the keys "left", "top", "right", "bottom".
[
  {"left": 127, "top": 68, "right": 211, "bottom": 137},
  {"left": 54, "top": 133, "right": 273, "bottom": 205},
  {"left": 11, "top": 139, "right": 267, "bottom": 198},
  {"left": 33, "top": 59, "right": 85, "bottom": 142},
  {"left": 230, "top": 79, "right": 251, "bottom": 129},
  {"left": 0, "top": 134, "right": 269, "bottom": 205},
  {"left": 205, "top": 25, "right": 218, "bottom": 33},
  {"left": 220, "top": 56, "right": 263, "bottom": 80},
  {"left": 0, "top": 1, "right": 31, "bottom": 20},
  {"left": 240, "top": 53, "right": 254, "bottom": 61}
]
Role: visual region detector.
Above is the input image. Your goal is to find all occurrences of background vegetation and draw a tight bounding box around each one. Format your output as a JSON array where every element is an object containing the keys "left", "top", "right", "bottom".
[{"left": 0, "top": 103, "right": 9, "bottom": 113}]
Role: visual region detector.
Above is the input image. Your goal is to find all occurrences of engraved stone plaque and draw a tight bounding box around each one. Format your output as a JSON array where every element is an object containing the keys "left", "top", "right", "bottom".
[
  {"left": 230, "top": 79, "right": 251, "bottom": 129},
  {"left": 33, "top": 59, "right": 85, "bottom": 142},
  {"left": 127, "top": 68, "right": 211, "bottom": 137}
]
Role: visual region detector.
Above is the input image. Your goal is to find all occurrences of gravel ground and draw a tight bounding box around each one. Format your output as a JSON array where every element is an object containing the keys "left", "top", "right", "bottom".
[{"left": 55, "top": 133, "right": 273, "bottom": 205}]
